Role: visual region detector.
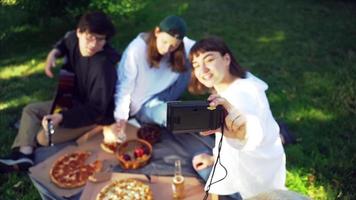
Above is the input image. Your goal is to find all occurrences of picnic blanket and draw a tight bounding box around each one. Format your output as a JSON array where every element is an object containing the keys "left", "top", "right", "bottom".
[{"left": 29, "top": 128, "right": 214, "bottom": 200}]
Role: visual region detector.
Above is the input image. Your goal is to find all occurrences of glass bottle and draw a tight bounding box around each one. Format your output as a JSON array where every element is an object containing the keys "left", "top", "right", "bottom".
[{"left": 172, "top": 159, "right": 185, "bottom": 199}]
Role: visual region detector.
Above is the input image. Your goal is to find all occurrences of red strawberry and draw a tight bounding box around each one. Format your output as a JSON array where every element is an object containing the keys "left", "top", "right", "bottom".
[{"left": 134, "top": 147, "right": 144, "bottom": 158}]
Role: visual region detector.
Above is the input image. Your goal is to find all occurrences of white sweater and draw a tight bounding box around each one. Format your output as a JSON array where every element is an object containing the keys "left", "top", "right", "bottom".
[
  {"left": 205, "top": 73, "right": 286, "bottom": 198},
  {"left": 114, "top": 33, "right": 195, "bottom": 120}
]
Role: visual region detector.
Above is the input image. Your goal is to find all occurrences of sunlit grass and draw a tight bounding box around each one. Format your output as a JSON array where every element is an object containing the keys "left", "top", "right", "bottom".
[
  {"left": 0, "top": 95, "right": 33, "bottom": 111},
  {"left": 10, "top": 24, "right": 35, "bottom": 33},
  {"left": 257, "top": 31, "right": 285, "bottom": 43},
  {"left": 90, "top": 0, "right": 147, "bottom": 17},
  {"left": 0, "top": 0, "right": 17, "bottom": 6},
  {"left": 288, "top": 107, "right": 335, "bottom": 122},
  {"left": 0, "top": 59, "right": 44, "bottom": 80},
  {"left": 286, "top": 169, "right": 329, "bottom": 200}
]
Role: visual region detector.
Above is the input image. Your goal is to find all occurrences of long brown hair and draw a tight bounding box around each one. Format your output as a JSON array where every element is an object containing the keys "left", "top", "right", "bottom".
[
  {"left": 146, "top": 29, "right": 187, "bottom": 73},
  {"left": 188, "top": 36, "right": 247, "bottom": 95}
]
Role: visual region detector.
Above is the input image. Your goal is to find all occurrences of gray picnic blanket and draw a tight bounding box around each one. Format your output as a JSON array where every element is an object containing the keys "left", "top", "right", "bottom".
[{"left": 29, "top": 129, "right": 214, "bottom": 200}]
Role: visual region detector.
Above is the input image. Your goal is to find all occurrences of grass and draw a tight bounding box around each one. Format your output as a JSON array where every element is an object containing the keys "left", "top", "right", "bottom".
[{"left": 1, "top": 0, "right": 355, "bottom": 199}]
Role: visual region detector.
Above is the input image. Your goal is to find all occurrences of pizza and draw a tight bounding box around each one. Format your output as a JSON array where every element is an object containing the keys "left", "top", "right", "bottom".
[
  {"left": 49, "top": 151, "right": 102, "bottom": 189},
  {"left": 96, "top": 178, "right": 153, "bottom": 200}
]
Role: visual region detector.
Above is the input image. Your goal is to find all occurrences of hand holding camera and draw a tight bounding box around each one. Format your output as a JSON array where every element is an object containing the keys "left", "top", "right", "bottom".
[
  {"left": 167, "top": 94, "right": 246, "bottom": 138},
  {"left": 208, "top": 94, "right": 247, "bottom": 139}
]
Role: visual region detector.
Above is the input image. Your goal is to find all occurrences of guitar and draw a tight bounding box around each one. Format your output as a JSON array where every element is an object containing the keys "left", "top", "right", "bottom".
[
  {"left": 47, "top": 69, "right": 75, "bottom": 146},
  {"left": 49, "top": 69, "right": 75, "bottom": 114}
]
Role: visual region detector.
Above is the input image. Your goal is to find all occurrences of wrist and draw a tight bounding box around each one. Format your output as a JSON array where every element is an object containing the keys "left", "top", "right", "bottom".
[
  {"left": 228, "top": 108, "right": 240, "bottom": 117},
  {"left": 117, "top": 119, "right": 127, "bottom": 125}
]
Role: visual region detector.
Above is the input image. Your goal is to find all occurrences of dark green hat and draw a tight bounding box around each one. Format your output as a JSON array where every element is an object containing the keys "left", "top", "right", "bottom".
[{"left": 159, "top": 15, "right": 187, "bottom": 40}]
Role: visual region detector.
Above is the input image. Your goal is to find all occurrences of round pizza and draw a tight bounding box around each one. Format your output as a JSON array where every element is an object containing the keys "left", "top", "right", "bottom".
[
  {"left": 96, "top": 178, "right": 153, "bottom": 200},
  {"left": 49, "top": 151, "right": 102, "bottom": 189}
]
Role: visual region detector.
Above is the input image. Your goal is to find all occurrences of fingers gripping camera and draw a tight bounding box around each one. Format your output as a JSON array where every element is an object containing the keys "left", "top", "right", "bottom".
[{"left": 167, "top": 101, "right": 226, "bottom": 133}]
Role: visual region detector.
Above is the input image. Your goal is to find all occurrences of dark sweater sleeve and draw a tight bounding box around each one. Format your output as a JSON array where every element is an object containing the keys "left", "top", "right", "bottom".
[
  {"left": 61, "top": 58, "right": 117, "bottom": 128},
  {"left": 53, "top": 31, "right": 74, "bottom": 57}
]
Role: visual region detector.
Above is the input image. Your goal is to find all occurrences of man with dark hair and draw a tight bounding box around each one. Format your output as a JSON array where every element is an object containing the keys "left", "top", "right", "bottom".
[{"left": 0, "top": 11, "right": 120, "bottom": 173}]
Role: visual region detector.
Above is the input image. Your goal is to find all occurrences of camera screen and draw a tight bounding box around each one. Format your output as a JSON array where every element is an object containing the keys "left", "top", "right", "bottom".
[{"left": 167, "top": 101, "right": 224, "bottom": 133}]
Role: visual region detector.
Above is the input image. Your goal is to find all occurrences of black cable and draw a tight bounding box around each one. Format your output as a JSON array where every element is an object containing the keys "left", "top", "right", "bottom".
[{"left": 203, "top": 119, "right": 228, "bottom": 200}]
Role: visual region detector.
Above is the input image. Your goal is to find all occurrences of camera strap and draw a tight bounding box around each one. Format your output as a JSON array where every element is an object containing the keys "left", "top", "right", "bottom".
[{"left": 203, "top": 120, "right": 228, "bottom": 200}]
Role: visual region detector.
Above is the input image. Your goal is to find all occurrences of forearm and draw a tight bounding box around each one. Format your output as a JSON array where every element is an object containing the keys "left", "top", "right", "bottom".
[
  {"left": 113, "top": 81, "right": 132, "bottom": 121},
  {"left": 224, "top": 123, "right": 246, "bottom": 140},
  {"left": 224, "top": 109, "right": 247, "bottom": 140},
  {"left": 114, "top": 47, "right": 138, "bottom": 120}
]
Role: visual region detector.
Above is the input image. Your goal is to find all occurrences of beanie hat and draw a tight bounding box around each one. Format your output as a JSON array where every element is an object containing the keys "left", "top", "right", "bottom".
[{"left": 159, "top": 15, "right": 187, "bottom": 40}]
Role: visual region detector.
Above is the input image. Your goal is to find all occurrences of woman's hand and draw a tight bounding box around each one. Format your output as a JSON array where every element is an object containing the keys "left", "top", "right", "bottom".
[
  {"left": 192, "top": 153, "right": 214, "bottom": 171},
  {"left": 113, "top": 119, "right": 126, "bottom": 133},
  {"left": 208, "top": 94, "right": 234, "bottom": 111},
  {"left": 112, "top": 119, "right": 128, "bottom": 142},
  {"left": 207, "top": 94, "right": 246, "bottom": 139},
  {"left": 103, "top": 120, "right": 128, "bottom": 144}
]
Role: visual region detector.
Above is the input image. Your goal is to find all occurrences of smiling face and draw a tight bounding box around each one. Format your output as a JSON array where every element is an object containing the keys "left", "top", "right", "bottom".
[
  {"left": 77, "top": 29, "right": 106, "bottom": 57},
  {"left": 154, "top": 27, "right": 182, "bottom": 56},
  {"left": 191, "top": 51, "right": 232, "bottom": 89}
]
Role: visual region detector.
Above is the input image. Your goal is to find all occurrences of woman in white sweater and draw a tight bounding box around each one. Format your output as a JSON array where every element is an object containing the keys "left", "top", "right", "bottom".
[
  {"left": 112, "top": 15, "right": 195, "bottom": 138},
  {"left": 189, "top": 37, "right": 286, "bottom": 199}
]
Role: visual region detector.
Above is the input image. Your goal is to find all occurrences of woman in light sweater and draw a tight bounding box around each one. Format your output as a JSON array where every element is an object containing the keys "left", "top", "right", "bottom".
[
  {"left": 112, "top": 15, "right": 195, "bottom": 138},
  {"left": 189, "top": 37, "right": 286, "bottom": 199}
]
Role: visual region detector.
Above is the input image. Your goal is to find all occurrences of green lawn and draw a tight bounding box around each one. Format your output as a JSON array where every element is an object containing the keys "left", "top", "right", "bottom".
[{"left": 1, "top": 0, "right": 355, "bottom": 199}]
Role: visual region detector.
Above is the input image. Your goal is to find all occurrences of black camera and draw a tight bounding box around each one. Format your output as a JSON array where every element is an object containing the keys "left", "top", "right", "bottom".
[{"left": 167, "top": 101, "right": 225, "bottom": 133}]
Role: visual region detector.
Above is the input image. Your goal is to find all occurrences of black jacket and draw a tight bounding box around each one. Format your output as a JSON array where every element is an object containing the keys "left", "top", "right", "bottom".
[{"left": 54, "top": 31, "right": 120, "bottom": 128}]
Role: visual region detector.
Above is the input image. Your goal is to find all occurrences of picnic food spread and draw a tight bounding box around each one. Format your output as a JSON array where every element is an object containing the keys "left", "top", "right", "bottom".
[
  {"left": 49, "top": 151, "right": 102, "bottom": 188},
  {"left": 137, "top": 124, "right": 161, "bottom": 145},
  {"left": 96, "top": 178, "right": 153, "bottom": 200},
  {"left": 117, "top": 139, "right": 152, "bottom": 169},
  {"left": 101, "top": 141, "right": 120, "bottom": 154}
]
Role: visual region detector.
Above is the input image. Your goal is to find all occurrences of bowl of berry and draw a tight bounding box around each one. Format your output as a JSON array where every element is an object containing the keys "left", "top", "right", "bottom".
[
  {"left": 137, "top": 123, "right": 161, "bottom": 145},
  {"left": 116, "top": 139, "right": 152, "bottom": 169}
]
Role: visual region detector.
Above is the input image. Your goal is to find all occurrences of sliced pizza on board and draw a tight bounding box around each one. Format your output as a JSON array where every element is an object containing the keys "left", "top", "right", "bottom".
[{"left": 49, "top": 151, "right": 102, "bottom": 189}]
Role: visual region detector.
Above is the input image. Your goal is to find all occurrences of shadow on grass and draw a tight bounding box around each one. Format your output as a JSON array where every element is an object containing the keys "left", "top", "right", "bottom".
[
  {"left": 0, "top": 71, "right": 55, "bottom": 99},
  {"left": 0, "top": 15, "right": 72, "bottom": 66}
]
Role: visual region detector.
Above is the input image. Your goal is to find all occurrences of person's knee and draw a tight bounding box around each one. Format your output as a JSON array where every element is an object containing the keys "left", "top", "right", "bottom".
[
  {"left": 153, "top": 113, "right": 166, "bottom": 126},
  {"left": 150, "top": 104, "right": 167, "bottom": 126},
  {"left": 22, "top": 103, "right": 36, "bottom": 115},
  {"left": 36, "top": 130, "right": 49, "bottom": 147},
  {"left": 192, "top": 154, "right": 202, "bottom": 171},
  {"left": 137, "top": 106, "right": 167, "bottom": 126}
]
